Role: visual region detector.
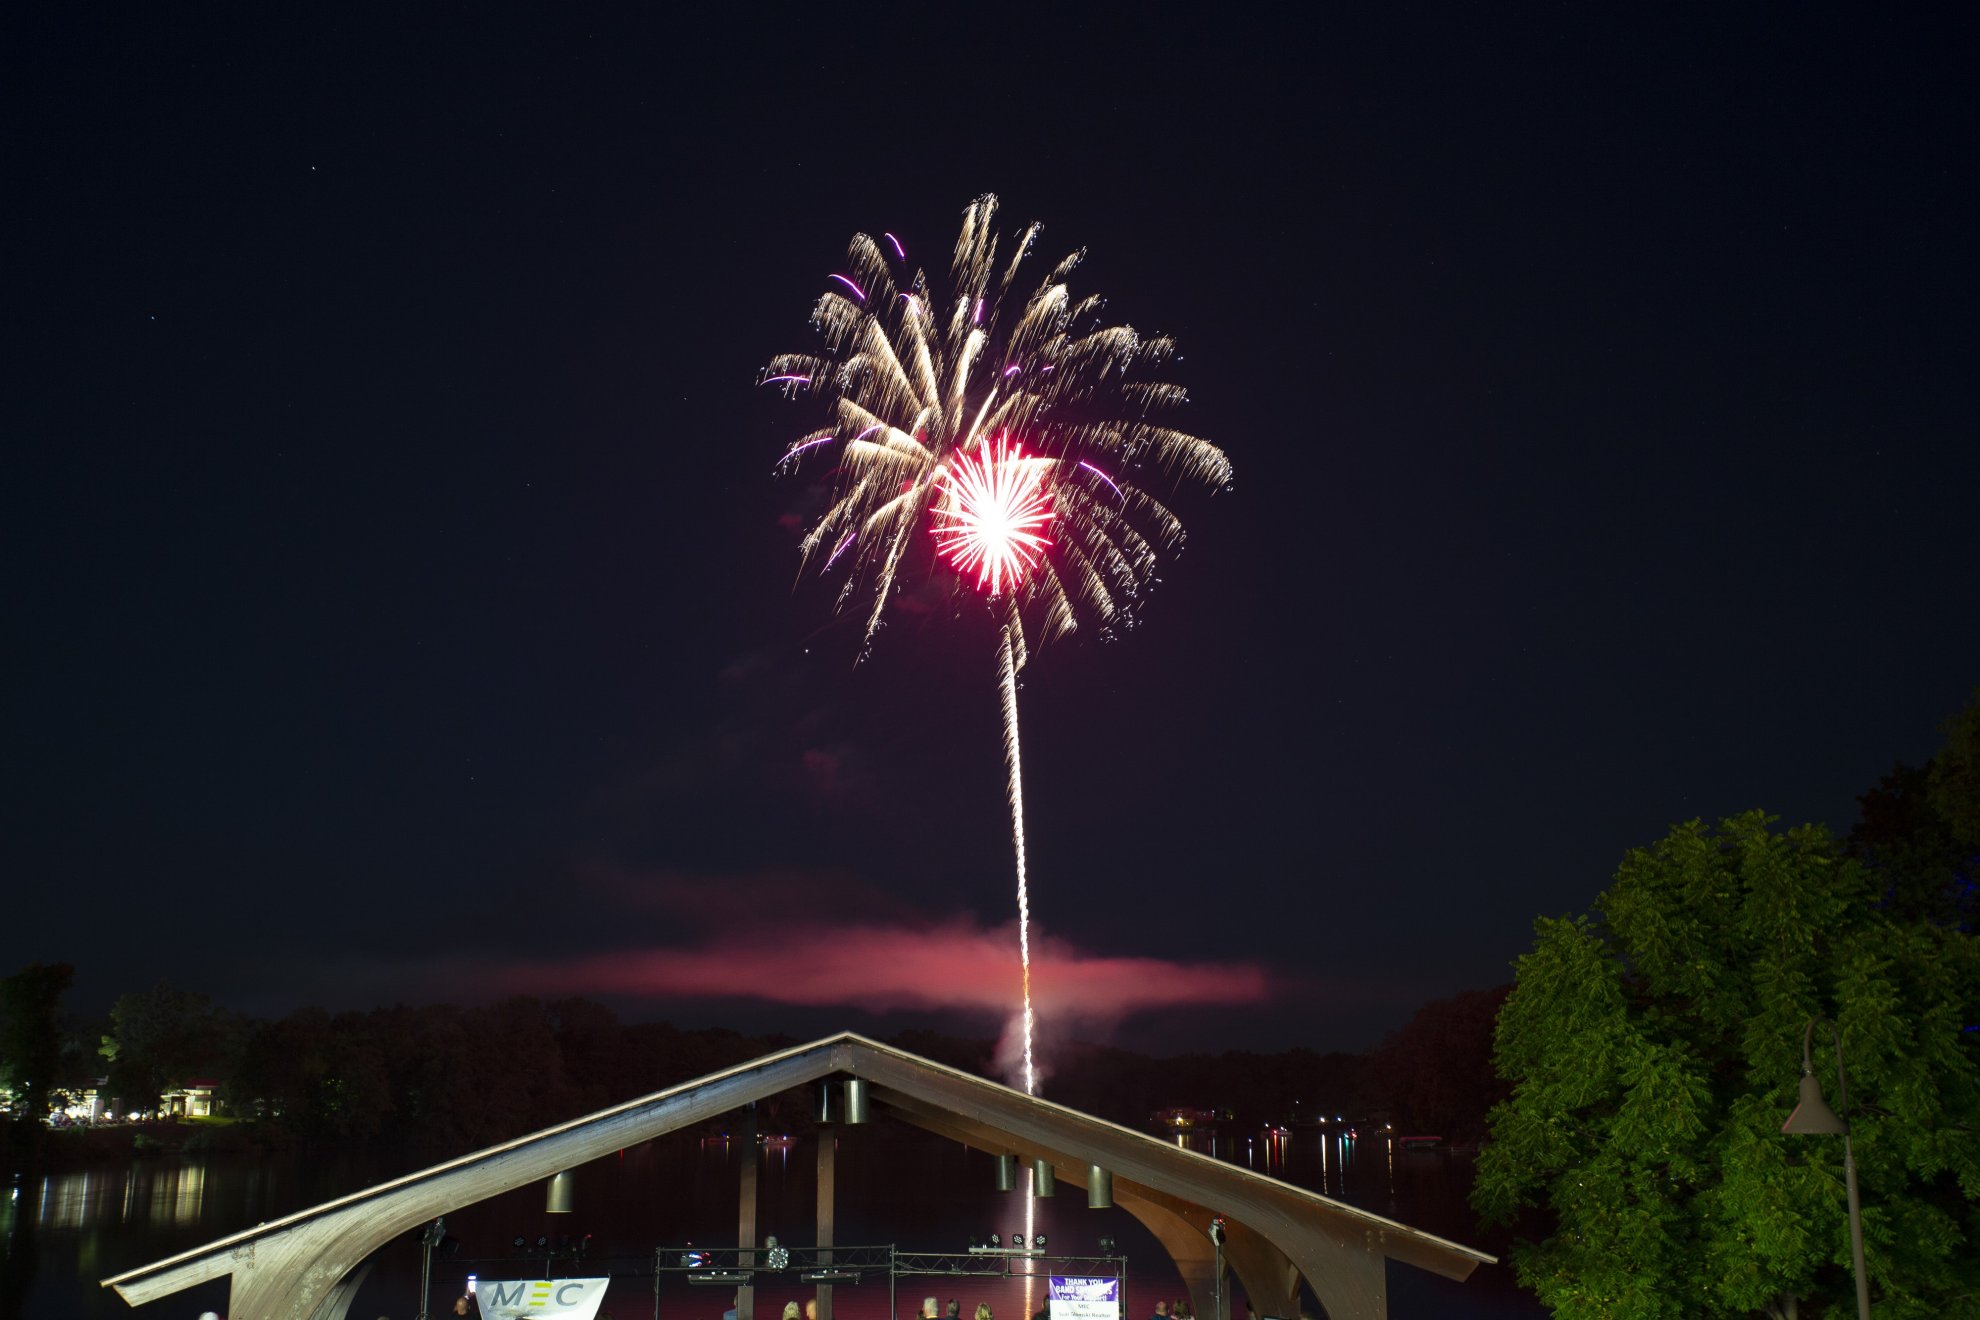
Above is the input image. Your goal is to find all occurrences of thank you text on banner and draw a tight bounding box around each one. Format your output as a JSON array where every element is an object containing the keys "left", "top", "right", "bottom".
[{"left": 1049, "top": 1276, "right": 1122, "bottom": 1320}]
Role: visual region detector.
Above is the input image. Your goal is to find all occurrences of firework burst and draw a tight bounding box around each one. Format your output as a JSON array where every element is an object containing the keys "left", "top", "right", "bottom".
[
  {"left": 931, "top": 435, "right": 1055, "bottom": 597},
  {"left": 767, "top": 194, "right": 1230, "bottom": 1093},
  {"left": 767, "top": 193, "right": 1231, "bottom": 651}
]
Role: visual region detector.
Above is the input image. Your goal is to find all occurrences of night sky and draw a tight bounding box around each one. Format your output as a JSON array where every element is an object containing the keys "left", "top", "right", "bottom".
[{"left": 11, "top": 8, "right": 1976, "bottom": 1060}]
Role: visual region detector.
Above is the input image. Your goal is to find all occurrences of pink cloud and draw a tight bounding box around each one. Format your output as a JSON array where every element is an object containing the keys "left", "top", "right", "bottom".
[{"left": 493, "top": 916, "right": 1271, "bottom": 1025}]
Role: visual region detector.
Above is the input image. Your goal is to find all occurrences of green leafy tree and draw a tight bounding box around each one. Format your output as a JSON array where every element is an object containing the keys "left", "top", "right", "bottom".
[
  {"left": 1927, "top": 691, "right": 1980, "bottom": 854},
  {"left": 1474, "top": 812, "right": 1980, "bottom": 1319},
  {"left": 1, "top": 963, "right": 75, "bottom": 1166},
  {"left": 100, "top": 983, "right": 233, "bottom": 1115},
  {"left": 1852, "top": 689, "right": 1980, "bottom": 930}
]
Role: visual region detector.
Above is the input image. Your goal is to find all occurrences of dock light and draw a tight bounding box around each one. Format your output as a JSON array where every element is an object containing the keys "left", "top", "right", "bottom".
[
  {"left": 546, "top": 1170, "right": 575, "bottom": 1214},
  {"left": 816, "top": 1081, "right": 838, "bottom": 1123},
  {"left": 993, "top": 1154, "right": 1016, "bottom": 1192},
  {"left": 1032, "top": 1159, "right": 1055, "bottom": 1197},
  {"left": 1782, "top": 1019, "right": 1870, "bottom": 1320},
  {"left": 1087, "top": 1165, "right": 1112, "bottom": 1209},
  {"left": 844, "top": 1077, "right": 870, "bottom": 1124}
]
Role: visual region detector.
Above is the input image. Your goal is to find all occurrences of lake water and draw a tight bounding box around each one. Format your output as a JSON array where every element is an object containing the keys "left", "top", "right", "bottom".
[{"left": 2, "top": 1125, "right": 1544, "bottom": 1320}]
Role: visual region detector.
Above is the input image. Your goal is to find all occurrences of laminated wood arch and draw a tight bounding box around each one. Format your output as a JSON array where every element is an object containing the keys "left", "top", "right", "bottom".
[{"left": 106, "top": 1034, "right": 1490, "bottom": 1320}]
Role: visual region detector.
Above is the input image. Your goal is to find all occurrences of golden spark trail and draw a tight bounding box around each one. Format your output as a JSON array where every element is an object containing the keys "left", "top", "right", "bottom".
[
  {"left": 765, "top": 195, "right": 1230, "bottom": 1102},
  {"left": 999, "top": 619, "right": 1037, "bottom": 1095}
]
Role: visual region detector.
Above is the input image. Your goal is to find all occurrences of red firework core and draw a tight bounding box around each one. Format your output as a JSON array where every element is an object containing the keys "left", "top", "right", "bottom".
[{"left": 931, "top": 436, "right": 1054, "bottom": 597}]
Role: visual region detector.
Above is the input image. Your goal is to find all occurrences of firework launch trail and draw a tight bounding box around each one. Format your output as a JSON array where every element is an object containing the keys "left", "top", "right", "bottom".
[{"left": 765, "top": 194, "right": 1230, "bottom": 1094}]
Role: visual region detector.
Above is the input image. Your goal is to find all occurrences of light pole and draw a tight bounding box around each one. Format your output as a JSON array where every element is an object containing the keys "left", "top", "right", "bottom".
[
  {"left": 1781, "top": 1019, "right": 1870, "bottom": 1320},
  {"left": 415, "top": 1216, "right": 446, "bottom": 1320},
  {"left": 1207, "top": 1217, "right": 1227, "bottom": 1320}
]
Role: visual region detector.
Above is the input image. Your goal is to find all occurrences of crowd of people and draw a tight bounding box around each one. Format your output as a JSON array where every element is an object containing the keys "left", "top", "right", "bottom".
[
  {"left": 898, "top": 1292, "right": 1195, "bottom": 1320},
  {"left": 907, "top": 1298, "right": 994, "bottom": 1320}
]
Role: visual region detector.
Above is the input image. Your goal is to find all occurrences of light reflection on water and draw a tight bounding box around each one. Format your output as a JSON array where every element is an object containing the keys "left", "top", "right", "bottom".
[
  {"left": 34, "top": 1164, "right": 207, "bottom": 1232},
  {"left": 8, "top": 1125, "right": 1539, "bottom": 1320}
]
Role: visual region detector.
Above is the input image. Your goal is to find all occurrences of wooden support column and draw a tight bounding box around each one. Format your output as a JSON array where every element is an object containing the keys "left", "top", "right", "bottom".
[
  {"left": 738, "top": 1103, "right": 759, "bottom": 1320},
  {"left": 1112, "top": 1194, "right": 1221, "bottom": 1320},
  {"left": 1221, "top": 1220, "right": 1298, "bottom": 1319},
  {"left": 304, "top": 1258, "right": 372, "bottom": 1320},
  {"left": 815, "top": 1130, "right": 836, "bottom": 1320}
]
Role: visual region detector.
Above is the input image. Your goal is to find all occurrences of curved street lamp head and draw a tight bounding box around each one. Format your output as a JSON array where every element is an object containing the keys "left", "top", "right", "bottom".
[
  {"left": 1782, "top": 1070, "right": 1848, "bottom": 1135},
  {"left": 1782, "top": 1018, "right": 1871, "bottom": 1320}
]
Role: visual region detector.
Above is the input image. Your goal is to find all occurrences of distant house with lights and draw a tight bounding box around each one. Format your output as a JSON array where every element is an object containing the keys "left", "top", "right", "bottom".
[
  {"left": 54, "top": 1079, "right": 111, "bottom": 1123},
  {"left": 1149, "top": 1105, "right": 1224, "bottom": 1129},
  {"left": 39, "top": 1078, "right": 221, "bottom": 1123},
  {"left": 162, "top": 1080, "right": 220, "bottom": 1117}
]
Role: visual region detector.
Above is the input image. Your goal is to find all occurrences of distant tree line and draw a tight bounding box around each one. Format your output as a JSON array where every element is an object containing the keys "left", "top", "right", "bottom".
[
  {"left": 15, "top": 692, "right": 1965, "bottom": 1222},
  {"left": 1, "top": 973, "right": 1506, "bottom": 1174}
]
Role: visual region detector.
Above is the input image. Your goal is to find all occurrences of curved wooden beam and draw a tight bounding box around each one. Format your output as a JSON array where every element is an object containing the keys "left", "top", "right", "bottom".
[
  {"left": 106, "top": 1035, "right": 1488, "bottom": 1320},
  {"left": 107, "top": 1039, "right": 854, "bottom": 1318},
  {"left": 866, "top": 1090, "right": 1395, "bottom": 1319}
]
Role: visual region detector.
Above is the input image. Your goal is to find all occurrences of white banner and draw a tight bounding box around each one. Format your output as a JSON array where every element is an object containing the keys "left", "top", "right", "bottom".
[
  {"left": 475, "top": 1276, "right": 611, "bottom": 1320},
  {"left": 1049, "top": 1277, "right": 1121, "bottom": 1320}
]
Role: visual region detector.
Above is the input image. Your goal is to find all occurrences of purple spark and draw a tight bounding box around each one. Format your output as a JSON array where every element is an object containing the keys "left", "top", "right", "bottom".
[
  {"left": 853, "top": 423, "right": 883, "bottom": 441},
  {"left": 884, "top": 232, "right": 905, "bottom": 260},
  {"left": 824, "top": 530, "right": 856, "bottom": 569},
  {"left": 1002, "top": 364, "right": 1021, "bottom": 378},
  {"left": 829, "top": 274, "right": 867, "bottom": 300},
  {"left": 974, "top": 297, "right": 984, "bottom": 324},
  {"left": 780, "top": 435, "right": 836, "bottom": 465},
  {"left": 762, "top": 374, "right": 811, "bottom": 387},
  {"left": 1079, "top": 461, "right": 1126, "bottom": 502}
]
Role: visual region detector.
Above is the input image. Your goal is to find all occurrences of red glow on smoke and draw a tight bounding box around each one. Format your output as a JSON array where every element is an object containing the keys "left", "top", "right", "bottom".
[
  {"left": 495, "top": 918, "right": 1269, "bottom": 1023},
  {"left": 931, "top": 436, "right": 1054, "bottom": 597}
]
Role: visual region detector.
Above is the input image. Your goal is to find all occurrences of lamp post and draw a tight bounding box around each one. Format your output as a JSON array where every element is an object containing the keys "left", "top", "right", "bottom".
[
  {"left": 415, "top": 1216, "right": 446, "bottom": 1320},
  {"left": 1780, "top": 1019, "right": 1870, "bottom": 1320},
  {"left": 1207, "top": 1217, "right": 1227, "bottom": 1320}
]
